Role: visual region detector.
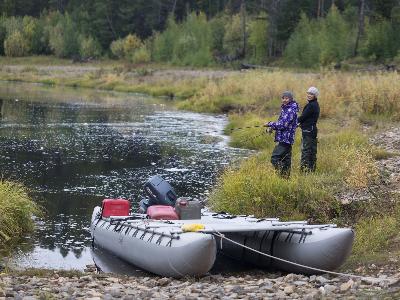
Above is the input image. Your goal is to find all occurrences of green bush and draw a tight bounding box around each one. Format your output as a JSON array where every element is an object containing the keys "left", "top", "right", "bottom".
[
  {"left": 22, "top": 16, "right": 45, "bottom": 54},
  {"left": 152, "top": 16, "right": 178, "bottom": 62},
  {"left": 123, "top": 34, "right": 143, "bottom": 57},
  {"left": 152, "top": 13, "right": 213, "bottom": 67},
  {"left": 362, "top": 20, "right": 397, "bottom": 61},
  {"left": 319, "top": 5, "right": 353, "bottom": 65},
  {"left": 285, "top": 6, "right": 355, "bottom": 67},
  {"left": 284, "top": 13, "right": 320, "bottom": 68},
  {"left": 4, "top": 31, "right": 29, "bottom": 57},
  {"left": 79, "top": 35, "right": 102, "bottom": 58},
  {"left": 110, "top": 38, "right": 125, "bottom": 59},
  {"left": 131, "top": 46, "right": 151, "bottom": 64},
  {"left": 223, "top": 14, "right": 243, "bottom": 57},
  {"left": 248, "top": 13, "right": 268, "bottom": 64},
  {"left": 4, "top": 16, "right": 23, "bottom": 36},
  {"left": 48, "top": 13, "right": 79, "bottom": 58},
  {"left": 209, "top": 15, "right": 227, "bottom": 54}
]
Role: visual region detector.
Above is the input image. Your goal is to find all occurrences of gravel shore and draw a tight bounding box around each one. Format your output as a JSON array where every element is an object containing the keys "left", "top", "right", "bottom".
[{"left": 1, "top": 266, "right": 400, "bottom": 299}]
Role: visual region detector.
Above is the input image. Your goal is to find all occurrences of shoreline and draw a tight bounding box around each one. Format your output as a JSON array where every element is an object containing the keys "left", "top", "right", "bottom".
[{"left": 1, "top": 265, "right": 400, "bottom": 299}]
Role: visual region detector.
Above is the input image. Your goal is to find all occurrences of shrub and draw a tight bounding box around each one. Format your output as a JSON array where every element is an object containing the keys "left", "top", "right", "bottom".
[
  {"left": 319, "top": 5, "right": 353, "bottom": 65},
  {"left": 223, "top": 14, "right": 243, "bottom": 57},
  {"left": 79, "top": 35, "right": 102, "bottom": 58},
  {"left": 48, "top": 13, "right": 79, "bottom": 58},
  {"left": 22, "top": 16, "right": 45, "bottom": 54},
  {"left": 123, "top": 34, "right": 143, "bottom": 57},
  {"left": 152, "top": 16, "right": 179, "bottom": 62},
  {"left": 4, "top": 31, "right": 29, "bottom": 57},
  {"left": 362, "top": 20, "right": 397, "bottom": 61},
  {"left": 110, "top": 39, "right": 125, "bottom": 59},
  {"left": 284, "top": 13, "right": 320, "bottom": 68},
  {"left": 175, "top": 13, "right": 213, "bottom": 66},
  {"left": 131, "top": 46, "right": 151, "bottom": 64},
  {"left": 152, "top": 13, "right": 213, "bottom": 66},
  {"left": 285, "top": 6, "right": 355, "bottom": 67},
  {"left": 3, "top": 16, "right": 23, "bottom": 36},
  {"left": 209, "top": 15, "right": 226, "bottom": 54},
  {"left": 248, "top": 13, "right": 268, "bottom": 64}
]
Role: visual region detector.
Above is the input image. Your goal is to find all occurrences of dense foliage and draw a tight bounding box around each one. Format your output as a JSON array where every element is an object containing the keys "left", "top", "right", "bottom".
[{"left": 1, "top": 0, "right": 400, "bottom": 66}]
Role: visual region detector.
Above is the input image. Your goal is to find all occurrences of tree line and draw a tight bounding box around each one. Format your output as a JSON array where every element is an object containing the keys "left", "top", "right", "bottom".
[{"left": 1, "top": 0, "right": 400, "bottom": 67}]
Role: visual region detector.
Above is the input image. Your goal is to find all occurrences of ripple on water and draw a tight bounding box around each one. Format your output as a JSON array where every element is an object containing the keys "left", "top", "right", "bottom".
[{"left": 0, "top": 82, "right": 251, "bottom": 271}]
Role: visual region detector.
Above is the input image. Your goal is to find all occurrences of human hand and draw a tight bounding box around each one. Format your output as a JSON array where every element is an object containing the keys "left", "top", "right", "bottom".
[{"left": 266, "top": 127, "right": 273, "bottom": 134}]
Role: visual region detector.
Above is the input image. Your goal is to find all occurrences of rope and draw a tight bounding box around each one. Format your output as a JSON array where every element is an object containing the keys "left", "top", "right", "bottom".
[{"left": 212, "top": 231, "right": 392, "bottom": 283}]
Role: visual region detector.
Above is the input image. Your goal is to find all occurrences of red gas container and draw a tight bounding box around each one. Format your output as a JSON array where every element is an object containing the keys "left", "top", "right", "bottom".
[
  {"left": 147, "top": 205, "right": 179, "bottom": 220},
  {"left": 102, "top": 199, "right": 130, "bottom": 217}
]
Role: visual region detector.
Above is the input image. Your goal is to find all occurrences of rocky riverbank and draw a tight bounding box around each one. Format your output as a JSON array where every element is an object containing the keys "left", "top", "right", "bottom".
[
  {"left": 370, "top": 126, "right": 400, "bottom": 194},
  {"left": 1, "top": 265, "right": 400, "bottom": 299}
]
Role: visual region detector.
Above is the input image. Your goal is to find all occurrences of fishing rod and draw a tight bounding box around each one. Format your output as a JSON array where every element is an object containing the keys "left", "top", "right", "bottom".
[{"left": 227, "top": 125, "right": 265, "bottom": 132}]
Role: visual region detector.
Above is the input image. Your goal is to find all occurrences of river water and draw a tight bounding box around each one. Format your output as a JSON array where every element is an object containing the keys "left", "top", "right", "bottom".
[{"left": 0, "top": 82, "right": 250, "bottom": 272}]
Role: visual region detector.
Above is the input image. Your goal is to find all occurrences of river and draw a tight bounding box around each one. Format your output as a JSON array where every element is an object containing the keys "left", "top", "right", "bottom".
[{"left": 0, "top": 81, "right": 250, "bottom": 272}]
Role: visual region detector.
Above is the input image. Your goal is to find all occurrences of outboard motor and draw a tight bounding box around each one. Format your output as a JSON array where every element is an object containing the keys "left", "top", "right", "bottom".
[{"left": 139, "top": 175, "right": 178, "bottom": 213}]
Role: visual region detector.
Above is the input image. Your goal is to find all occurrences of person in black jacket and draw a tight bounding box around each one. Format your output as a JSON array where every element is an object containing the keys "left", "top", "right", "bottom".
[{"left": 298, "top": 87, "right": 320, "bottom": 172}]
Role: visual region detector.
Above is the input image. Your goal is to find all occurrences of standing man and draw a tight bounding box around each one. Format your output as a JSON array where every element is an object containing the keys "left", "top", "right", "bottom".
[
  {"left": 298, "top": 86, "right": 320, "bottom": 173},
  {"left": 265, "top": 91, "right": 299, "bottom": 178}
]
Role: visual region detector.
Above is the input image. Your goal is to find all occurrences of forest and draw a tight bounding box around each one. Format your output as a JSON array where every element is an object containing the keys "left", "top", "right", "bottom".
[{"left": 1, "top": 0, "right": 400, "bottom": 67}]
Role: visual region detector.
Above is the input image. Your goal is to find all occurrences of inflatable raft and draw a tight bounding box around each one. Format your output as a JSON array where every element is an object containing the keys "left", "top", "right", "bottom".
[{"left": 90, "top": 176, "right": 354, "bottom": 277}]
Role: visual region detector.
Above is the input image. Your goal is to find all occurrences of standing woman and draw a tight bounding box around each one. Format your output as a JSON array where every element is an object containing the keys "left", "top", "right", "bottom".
[
  {"left": 298, "top": 87, "right": 320, "bottom": 172},
  {"left": 265, "top": 91, "right": 299, "bottom": 178}
]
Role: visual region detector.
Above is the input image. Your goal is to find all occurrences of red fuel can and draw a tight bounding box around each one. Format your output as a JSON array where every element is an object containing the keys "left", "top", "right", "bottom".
[
  {"left": 147, "top": 205, "right": 179, "bottom": 220},
  {"left": 102, "top": 199, "right": 130, "bottom": 217}
]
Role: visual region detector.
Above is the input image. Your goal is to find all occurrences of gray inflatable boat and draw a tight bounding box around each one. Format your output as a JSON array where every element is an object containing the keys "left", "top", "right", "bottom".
[
  {"left": 91, "top": 208, "right": 354, "bottom": 277},
  {"left": 90, "top": 176, "right": 354, "bottom": 278}
]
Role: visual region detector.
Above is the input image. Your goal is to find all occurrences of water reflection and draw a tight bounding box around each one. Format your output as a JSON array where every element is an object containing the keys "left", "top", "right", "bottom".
[{"left": 0, "top": 82, "right": 249, "bottom": 271}]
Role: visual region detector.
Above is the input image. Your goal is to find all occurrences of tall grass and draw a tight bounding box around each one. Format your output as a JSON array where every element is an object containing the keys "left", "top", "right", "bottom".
[
  {"left": 178, "top": 71, "right": 400, "bottom": 120},
  {"left": 209, "top": 122, "right": 379, "bottom": 223},
  {"left": 0, "top": 181, "right": 39, "bottom": 244},
  {"left": 209, "top": 156, "right": 339, "bottom": 222}
]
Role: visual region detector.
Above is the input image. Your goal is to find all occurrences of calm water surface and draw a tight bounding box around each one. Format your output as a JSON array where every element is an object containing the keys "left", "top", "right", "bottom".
[{"left": 0, "top": 82, "right": 250, "bottom": 272}]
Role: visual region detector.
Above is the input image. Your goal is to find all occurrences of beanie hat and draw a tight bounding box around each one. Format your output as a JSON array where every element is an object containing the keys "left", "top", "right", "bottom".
[
  {"left": 281, "top": 91, "right": 293, "bottom": 99},
  {"left": 307, "top": 86, "right": 319, "bottom": 97}
]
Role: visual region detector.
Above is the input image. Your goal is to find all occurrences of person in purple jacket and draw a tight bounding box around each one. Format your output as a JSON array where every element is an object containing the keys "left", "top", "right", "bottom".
[{"left": 264, "top": 91, "right": 299, "bottom": 178}]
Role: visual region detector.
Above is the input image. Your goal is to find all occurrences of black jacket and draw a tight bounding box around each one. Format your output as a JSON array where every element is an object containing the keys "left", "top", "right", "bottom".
[{"left": 298, "top": 99, "right": 320, "bottom": 134}]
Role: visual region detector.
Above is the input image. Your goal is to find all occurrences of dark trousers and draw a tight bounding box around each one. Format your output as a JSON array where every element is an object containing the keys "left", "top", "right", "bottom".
[
  {"left": 271, "top": 142, "right": 292, "bottom": 178},
  {"left": 301, "top": 133, "right": 318, "bottom": 172}
]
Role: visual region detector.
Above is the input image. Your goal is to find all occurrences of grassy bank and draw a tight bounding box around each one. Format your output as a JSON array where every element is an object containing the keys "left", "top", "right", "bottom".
[{"left": 0, "top": 181, "right": 39, "bottom": 247}]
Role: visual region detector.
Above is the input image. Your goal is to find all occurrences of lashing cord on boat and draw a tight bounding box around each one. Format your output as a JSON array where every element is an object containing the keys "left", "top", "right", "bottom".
[{"left": 212, "top": 231, "right": 393, "bottom": 283}]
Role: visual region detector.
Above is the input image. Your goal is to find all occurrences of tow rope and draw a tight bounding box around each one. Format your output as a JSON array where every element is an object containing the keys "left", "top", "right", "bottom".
[{"left": 212, "top": 231, "right": 394, "bottom": 283}]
